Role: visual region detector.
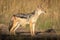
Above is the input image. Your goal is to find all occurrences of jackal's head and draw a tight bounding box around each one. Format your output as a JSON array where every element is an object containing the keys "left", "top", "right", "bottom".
[{"left": 35, "top": 6, "right": 46, "bottom": 15}]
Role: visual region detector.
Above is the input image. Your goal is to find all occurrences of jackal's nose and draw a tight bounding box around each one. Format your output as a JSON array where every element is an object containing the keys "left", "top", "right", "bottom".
[{"left": 42, "top": 11, "right": 45, "bottom": 14}]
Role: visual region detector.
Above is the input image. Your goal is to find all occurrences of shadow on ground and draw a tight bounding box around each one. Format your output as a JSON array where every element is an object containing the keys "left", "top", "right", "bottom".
[{"left": 0, "top": 33, "right": 59, "bottom": 40}]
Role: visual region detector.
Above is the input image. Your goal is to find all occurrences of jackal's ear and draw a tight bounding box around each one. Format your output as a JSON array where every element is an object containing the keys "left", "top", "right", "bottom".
[
  {"left": 38, "top": 5, "right": 46, "bottom": 11},
  {"left": 37, "top": 5, "right": 41, "bottom": 8},
  {"left": 37, "top": 5, "right": 42, "bottom": 9},
  {"left": 37, "top": 5, "right": 45, "bottom": 10}
]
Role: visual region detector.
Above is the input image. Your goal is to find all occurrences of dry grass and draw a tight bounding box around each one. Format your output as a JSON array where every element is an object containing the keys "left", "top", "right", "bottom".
[{"left": 0, "top": 0, "right": 60, "bottom": 32}]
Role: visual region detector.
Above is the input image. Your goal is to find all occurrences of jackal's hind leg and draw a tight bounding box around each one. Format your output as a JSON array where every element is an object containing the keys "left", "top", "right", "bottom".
[
  {"left": 10, "top": 22, "right": 19, "bottom": 35},
  {"left": 14, "top": 23, "right": 21, "bottom": 33}
]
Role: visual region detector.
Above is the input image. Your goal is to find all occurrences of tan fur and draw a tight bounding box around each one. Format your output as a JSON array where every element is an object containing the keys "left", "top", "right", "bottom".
[{"left": 10, "top": 7, "right": 45, "bottom": 36}]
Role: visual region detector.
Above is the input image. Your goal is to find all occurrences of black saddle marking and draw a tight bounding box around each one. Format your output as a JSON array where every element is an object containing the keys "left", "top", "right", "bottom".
[{"left": 13, "top": 11, "right": 35, "bottom": 19}]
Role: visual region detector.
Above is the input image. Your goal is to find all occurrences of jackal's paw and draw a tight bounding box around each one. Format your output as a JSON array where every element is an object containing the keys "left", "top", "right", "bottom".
[{"left": 31, "top": 33, "right": 35, "bottom": 36}]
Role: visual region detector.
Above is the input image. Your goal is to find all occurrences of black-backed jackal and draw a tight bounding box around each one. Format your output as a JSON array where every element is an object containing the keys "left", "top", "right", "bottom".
[{"left": 9, "top": 6, "right": 46, "bottom": 36}]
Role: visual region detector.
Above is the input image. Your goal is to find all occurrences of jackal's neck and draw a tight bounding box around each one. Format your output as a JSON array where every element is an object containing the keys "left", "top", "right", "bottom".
[{"left": 34, "top": 11, "right": 41, "bottom": 17}]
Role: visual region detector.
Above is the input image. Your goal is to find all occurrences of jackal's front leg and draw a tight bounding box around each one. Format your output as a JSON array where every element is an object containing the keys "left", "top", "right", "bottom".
[
  {"left": 30, "top": 21, "right": 36, "bottom": 36},
  {"left": 32, "top": 23, "right": 35, "bottom": 36},
  {"left": 13, "top": 23, "right": 21, "bottom": 33}
]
